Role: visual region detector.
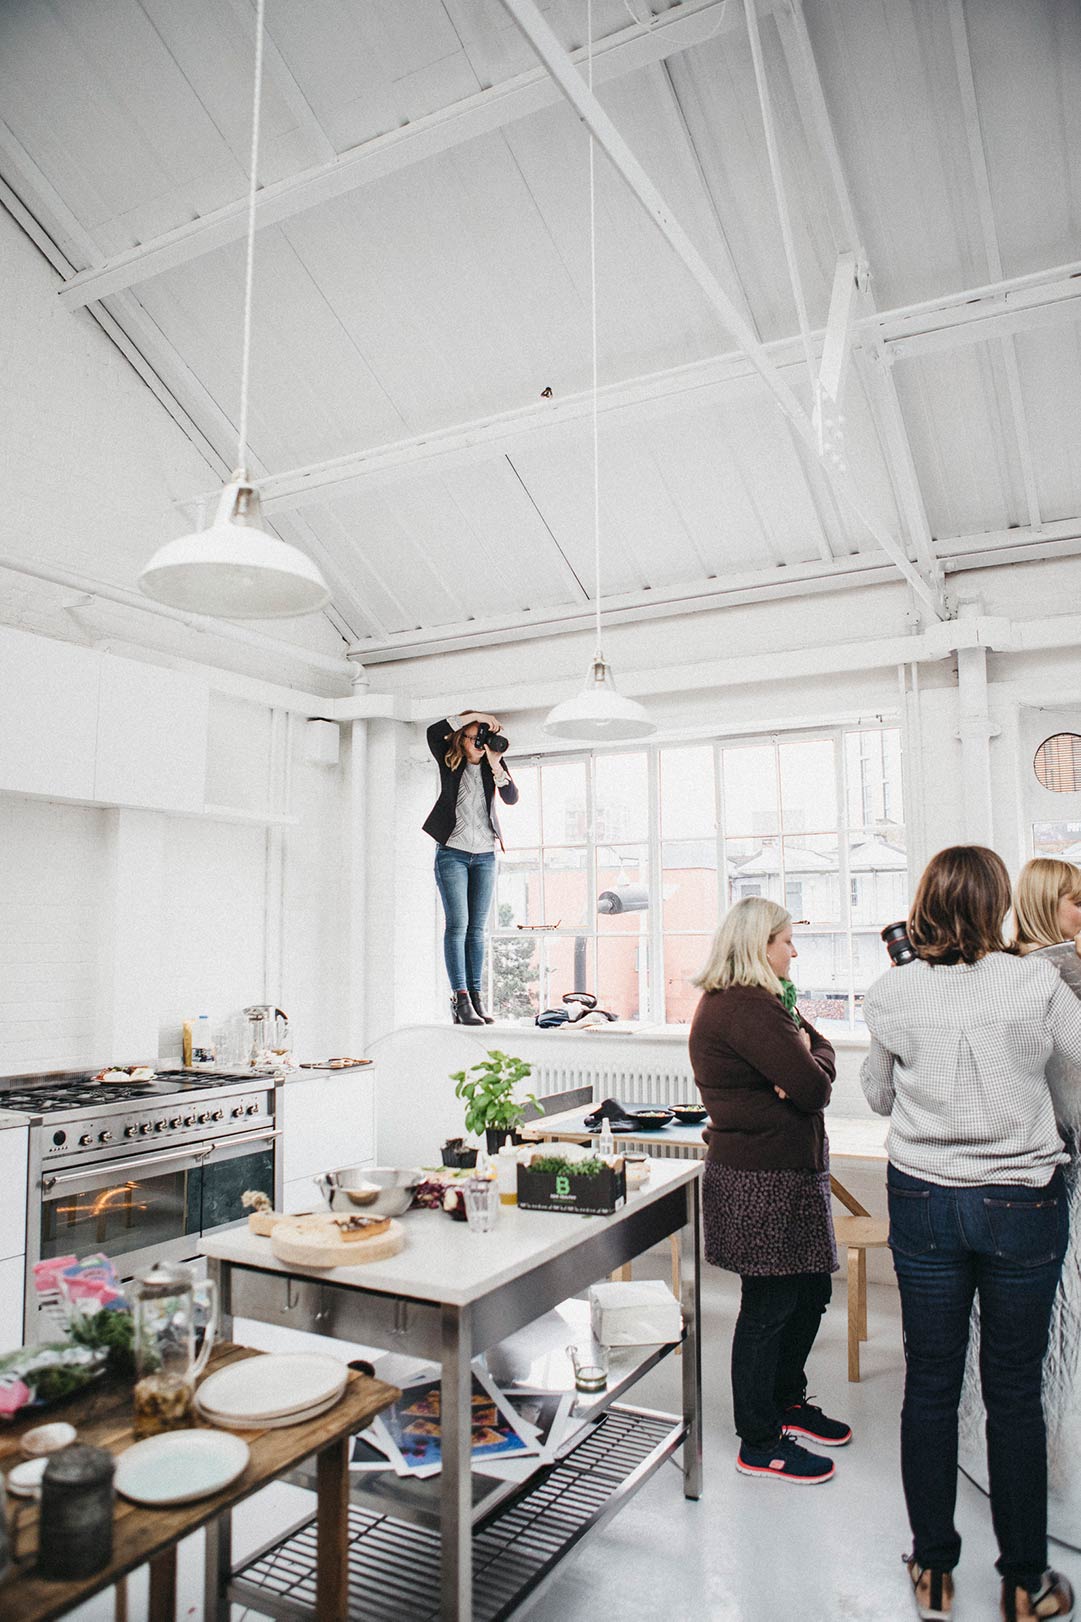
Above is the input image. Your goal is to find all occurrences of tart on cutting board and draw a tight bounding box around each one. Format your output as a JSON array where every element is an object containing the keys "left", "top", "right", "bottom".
[{"left": 270, "top": 1214, "right": 404, "bottom": 1268}]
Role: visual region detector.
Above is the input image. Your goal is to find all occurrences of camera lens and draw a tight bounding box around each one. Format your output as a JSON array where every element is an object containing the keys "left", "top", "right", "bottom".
[{"left": 881, "top": 920, "right": 917, "bottom": 966}]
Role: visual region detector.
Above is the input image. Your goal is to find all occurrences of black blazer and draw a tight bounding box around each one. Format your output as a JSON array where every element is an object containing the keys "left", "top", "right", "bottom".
[{"left": 422, "top": 719, "right": 519, "bottom": 846}]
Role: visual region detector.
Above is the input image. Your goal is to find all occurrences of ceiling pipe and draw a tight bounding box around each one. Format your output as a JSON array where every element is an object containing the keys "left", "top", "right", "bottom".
[{"left": 0, "top": 551, "right": 352, "bottom": 679}]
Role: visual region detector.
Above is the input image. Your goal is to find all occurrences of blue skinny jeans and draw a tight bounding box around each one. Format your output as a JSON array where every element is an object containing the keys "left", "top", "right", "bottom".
[
  {"left": 434, "top": 845, "right": 496, "bottom": 992},
  {"left": 887, "top": 1162, "right": 1068, "bottom": 1586}
]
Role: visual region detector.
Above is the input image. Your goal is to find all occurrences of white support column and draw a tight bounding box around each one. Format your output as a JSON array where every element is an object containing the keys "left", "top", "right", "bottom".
[
  {"left": 94, "top": 809, "right": 167, "bottom": 1062},
  {"left": 955, "top": 639, "right": 999, "bottom": 847},
  {"left": 345, "top": 718, "right": 369, "bottom": 1054}
]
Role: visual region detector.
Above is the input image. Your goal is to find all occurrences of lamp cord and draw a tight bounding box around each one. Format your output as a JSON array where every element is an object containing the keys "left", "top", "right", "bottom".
[
  {"left": 236, "top": 0, "right": 267, "bottom": 479},
  {"left": 587, "top": 0, "right": 602, "bottom": 663}
]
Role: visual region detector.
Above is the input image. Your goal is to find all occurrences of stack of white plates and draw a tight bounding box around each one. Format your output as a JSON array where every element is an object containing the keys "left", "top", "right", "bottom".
[{"left": 195, "top": 1352, "right": 348, "bottom": 1430}]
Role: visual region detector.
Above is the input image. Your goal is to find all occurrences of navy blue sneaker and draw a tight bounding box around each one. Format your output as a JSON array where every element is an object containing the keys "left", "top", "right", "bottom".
[
  {"left": 781, "top": 1398, "right": 852, "bottom": 1447},
  {"left": 735, "top": 1435, "right": 835, "bottom": 1484}
]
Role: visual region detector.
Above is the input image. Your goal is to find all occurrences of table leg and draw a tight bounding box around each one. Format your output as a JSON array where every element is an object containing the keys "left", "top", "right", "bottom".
[
  {"left": 680, "top": 1180, "right": 703, "bottom": 1500},
  {"left": 148, "top": 1546, "right": 177, "bottom": 1622},
  {"left": 203, "top": 1506, "right": 233, "bottom": 1622},
  {"left": 316, "top": 1435, "right": 351, "bottom": 1622},
  {"left": 440, "top": 1303, "right": 473, "bottom": 1621}
]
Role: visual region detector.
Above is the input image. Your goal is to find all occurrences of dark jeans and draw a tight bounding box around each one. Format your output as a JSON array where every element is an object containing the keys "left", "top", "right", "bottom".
[
  {"left": 434, "top": 845, "right": 496, "bottom": 992},
  {"left": 887, "top": 1163, "right": 1069, "bottom": 1585},
  {"left": 731, "top": 1271, "right": 832, "bottom": 1448}
]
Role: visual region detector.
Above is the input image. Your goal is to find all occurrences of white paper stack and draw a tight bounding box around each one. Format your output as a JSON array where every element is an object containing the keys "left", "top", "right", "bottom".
[{"left": 588, "top": 1280, "right": 683, "bottom": 1347}]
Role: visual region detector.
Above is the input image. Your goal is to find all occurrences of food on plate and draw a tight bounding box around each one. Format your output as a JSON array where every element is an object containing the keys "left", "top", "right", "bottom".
[
  {"left": 93, "top": 1065, "right": 155, "bottom": 1083},
  {"left": 334, "top": 1215, "right": 391, "bottom": 1243}
]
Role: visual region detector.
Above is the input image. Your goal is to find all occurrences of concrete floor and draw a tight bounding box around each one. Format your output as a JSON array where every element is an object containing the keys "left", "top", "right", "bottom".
[{"left": 65, "top": 1259, "right": 1079, "bottom": 1622}]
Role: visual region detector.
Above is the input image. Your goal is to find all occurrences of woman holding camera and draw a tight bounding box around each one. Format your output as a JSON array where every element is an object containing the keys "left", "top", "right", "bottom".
[
  {"left": 861, "top": 846, "right": 1081, "bottom": 1622},
  {"left": 689, "top": 897, "right": 850, "bottom": 1487},
  {"left": 424, "top": 711, "right": 518, "bottom": 1027}
]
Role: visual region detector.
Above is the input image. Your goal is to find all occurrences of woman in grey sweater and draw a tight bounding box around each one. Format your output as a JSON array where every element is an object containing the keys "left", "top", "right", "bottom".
[{"left": 861, "top": 846, "right": 1081, "bottom": 1622}]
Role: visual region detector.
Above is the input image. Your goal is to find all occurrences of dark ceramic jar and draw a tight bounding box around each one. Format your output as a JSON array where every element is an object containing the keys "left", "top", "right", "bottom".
[{"left": 37, "top": 1444, "right": 115, "bottom": 1579}]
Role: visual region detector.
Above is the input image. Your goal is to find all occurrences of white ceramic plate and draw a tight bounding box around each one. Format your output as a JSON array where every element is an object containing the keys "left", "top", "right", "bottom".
[
  {"left": 115, "top": 1430, "right": 249, "bottom": 1506},
  {"left": 195, "top": 1387, "right": 342, "bottom": 1431},
  {"left": 195, "top": 1353, "right": 347, "bottom": 1423},
  {"left": 6, "top": 1456, "right": 48, "bottom": 1497}
]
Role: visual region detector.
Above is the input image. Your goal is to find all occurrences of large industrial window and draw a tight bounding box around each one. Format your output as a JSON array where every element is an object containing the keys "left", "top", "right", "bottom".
[{"left": 487, "top": 726, "right": 906, "bottom": 1028}]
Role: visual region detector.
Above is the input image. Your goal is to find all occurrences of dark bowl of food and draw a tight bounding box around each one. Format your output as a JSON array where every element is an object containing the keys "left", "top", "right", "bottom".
[
  {"left": 629, "top": 1108, "right": 674, "bottom": 1130},
  {"left": 671, "top": 1104, "right": 707, "bottom": 1125}
]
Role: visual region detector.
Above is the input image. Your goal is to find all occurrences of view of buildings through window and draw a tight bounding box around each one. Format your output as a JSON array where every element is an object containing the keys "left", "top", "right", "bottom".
[{"left": 485, "top": 727, "right": 907, "bottom": 1026}]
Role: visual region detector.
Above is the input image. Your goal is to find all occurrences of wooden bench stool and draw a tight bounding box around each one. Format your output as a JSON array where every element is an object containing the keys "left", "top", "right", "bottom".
[{"left": 831, "top": 1175, "right": 890, "bottom": 1382}]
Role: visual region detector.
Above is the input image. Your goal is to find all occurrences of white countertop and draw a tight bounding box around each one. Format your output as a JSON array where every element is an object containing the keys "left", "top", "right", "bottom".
[
  {"left": 0, "top": 1111, "right": 29, "bottom": 1130},
  {"left": 202, "top": 1157, "right": 701, "bottom": 1308}
]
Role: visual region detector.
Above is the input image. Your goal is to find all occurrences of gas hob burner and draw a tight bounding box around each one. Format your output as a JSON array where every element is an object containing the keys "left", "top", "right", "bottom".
[
  {"left": 0, "top": 1082, "right": 169, "bottom": 1113},
  {"left": 152, "top": 1069, "right": 276, "bottom": 1088}
]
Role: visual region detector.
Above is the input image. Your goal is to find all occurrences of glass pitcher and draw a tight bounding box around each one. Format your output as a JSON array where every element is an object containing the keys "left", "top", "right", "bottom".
[{"left": 131, "top": 1261, "right": 218, "bottom": 1437}]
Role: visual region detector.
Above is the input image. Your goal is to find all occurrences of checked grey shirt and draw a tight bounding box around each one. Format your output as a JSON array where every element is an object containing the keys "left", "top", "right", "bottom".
[{"left": 860, "top": 950, "right": 1081, "bottom": 1187}]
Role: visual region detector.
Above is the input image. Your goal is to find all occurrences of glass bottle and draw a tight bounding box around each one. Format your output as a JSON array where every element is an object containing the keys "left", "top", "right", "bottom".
[{"left": 131, "top": 1261, "right": 218, "bottom": 1437}]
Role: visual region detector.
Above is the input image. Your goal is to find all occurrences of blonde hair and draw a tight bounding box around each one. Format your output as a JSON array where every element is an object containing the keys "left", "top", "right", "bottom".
[
  {"left": 1013, "top": 857, "right": 1081, "bottom": 953},
  {"left": 694, "top": 897, "right": 790, "bottom": 996},
  {"left": 443, "top": 723, "right": 474, "bottom": 772}
]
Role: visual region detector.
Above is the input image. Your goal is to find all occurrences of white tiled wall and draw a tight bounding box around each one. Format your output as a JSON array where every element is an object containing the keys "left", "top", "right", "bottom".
[{"left": 0, "top": 799, "right": 106, "bottom": 1074}]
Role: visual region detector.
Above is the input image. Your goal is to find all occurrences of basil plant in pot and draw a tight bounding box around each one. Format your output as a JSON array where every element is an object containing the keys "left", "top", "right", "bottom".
[{"left": 451, "top": 1050, "right": 544, "bottom": 1154}]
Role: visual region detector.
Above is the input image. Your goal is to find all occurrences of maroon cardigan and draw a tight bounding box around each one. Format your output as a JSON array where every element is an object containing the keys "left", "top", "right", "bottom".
[{"left": 688, "top": 985, "right": 836, "bottom": 1172}]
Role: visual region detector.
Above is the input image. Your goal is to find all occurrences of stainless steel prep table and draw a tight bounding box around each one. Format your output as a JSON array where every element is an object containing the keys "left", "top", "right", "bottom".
[{"left": 202, "top": 1157, "right": 702, "bottom": 1622}]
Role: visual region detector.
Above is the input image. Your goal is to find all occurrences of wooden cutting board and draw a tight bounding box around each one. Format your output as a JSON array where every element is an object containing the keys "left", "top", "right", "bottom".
[{"left": 270, "top": 1218, "right": 405, "bottom": 1269}]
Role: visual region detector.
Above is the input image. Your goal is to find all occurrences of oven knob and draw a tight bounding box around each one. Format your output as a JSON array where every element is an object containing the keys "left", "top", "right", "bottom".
[
  {"left": 245, "top": 1104, "right": 259, "bottom": 1116},
  {"left": 79, "top": 1134, "right": 93, "bottom": 1147},
  {"left": 183, "top": 1115, "right": 196, "bottom": 1127},
  {"left": 139, "top": 1122, "right": 152, "bottom": 1135},
  {"left": 99, "top": 1131, "right": 113, "bottom": 1144},
  {"left": 169, "top": 1117, "right": 182, "bottom": 1129},
  {"left": 154, "top": 1120, "right": 167, "bottom": 1132},
  {"left": 124, "top": 1125, "right": 138, "bottom": 1139},
  {"left": 211, "top": 1109, "right": 224, "bottom": 1122},
  {"left": 197, "top": 1112, "right": 211, "bottom": 1125},
  {"left": 231, "top": 1106, "right": 244, "bottom": 1118}
]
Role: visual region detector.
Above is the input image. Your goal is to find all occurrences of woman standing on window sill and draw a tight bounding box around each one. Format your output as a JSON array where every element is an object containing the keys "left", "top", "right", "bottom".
[
  {"left": 423, "top": 711, "right": 518, "bottom": 1027},
  {"left": 689, "top": 897, "right": 849, "bottom": 1488}
]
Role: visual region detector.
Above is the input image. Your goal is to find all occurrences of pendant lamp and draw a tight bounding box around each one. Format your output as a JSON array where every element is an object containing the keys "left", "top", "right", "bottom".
[
  {"left": 138, "top": 0, "right": 329, "bottom": 620},
  {"left": 543, "top": 2, "right": 654, "bottom": 742}
]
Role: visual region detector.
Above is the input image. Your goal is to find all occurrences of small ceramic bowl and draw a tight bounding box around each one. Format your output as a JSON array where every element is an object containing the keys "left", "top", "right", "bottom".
[
  {"left": 671, "top": 1105, "right": 707, "bottom": 1125},
  {"left": 629, "top": 1109, "right": 674, "bottom": 1130},
  {"left": 21, "top": 1422, "right": 77, "bottom": 1458}
]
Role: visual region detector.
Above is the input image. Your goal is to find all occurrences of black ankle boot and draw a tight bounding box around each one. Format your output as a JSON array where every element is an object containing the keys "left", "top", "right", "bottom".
[
  {"left": 468, "top": 989, "right": 495, "bottom": 1024},
  {"left": 452, "top": 990, "right": 485, "bottom": 1026}
]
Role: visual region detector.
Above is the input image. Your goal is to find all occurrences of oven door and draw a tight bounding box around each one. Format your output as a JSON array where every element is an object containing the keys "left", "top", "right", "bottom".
[
  {"left": 37, "top": 1141, "right": 213, "bottom": 1290},
  {"left": 198, "top": 1128, "right": 280, "bottom": 1240}
]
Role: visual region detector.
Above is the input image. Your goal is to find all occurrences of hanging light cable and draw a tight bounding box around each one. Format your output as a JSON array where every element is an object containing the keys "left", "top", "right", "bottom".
[
  {"left": 139, "top": 0, "right": 330, "bottom": 620},
  {"left": 543, "top": 1, "right": 654, "bottom": 741}
]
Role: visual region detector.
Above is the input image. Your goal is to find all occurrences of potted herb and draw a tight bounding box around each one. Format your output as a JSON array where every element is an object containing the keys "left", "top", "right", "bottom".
[{"left": 451, "top": 1049, "right": 543, "bottom": 1154}]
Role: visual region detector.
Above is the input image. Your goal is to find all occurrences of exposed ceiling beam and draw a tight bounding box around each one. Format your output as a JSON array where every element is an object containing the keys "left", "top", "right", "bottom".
[
  {"left": 55, "top": 0, "right": 762, "bottom": 310},
  {"left": 773, "top": 0, "right": 939, "bottom": 587},
  {"left": 947, "top": 0, "right": 1041, "bottom": 531}
]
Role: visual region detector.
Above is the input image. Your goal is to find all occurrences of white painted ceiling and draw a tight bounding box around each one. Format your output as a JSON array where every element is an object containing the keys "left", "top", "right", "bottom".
[{"left": 1, "top": 0, "right": 1079, "bottom": 674}]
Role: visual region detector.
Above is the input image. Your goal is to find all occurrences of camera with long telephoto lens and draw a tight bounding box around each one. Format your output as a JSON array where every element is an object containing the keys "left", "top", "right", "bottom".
[
  {"left": 473, "top": 722, "right": 509, "bottom": 753},
  {"left": 881, "top": 920, "right": 917, "bottom": 966}
]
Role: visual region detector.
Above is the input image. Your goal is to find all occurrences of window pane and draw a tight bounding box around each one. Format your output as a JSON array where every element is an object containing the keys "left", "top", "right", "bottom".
[
  {"left": 544, "top": 935, "right": 595, "bottom": 1005},
  {"left": 783, "top": 835, "right": 840, "bottom": 923},
  {"left": 543, "top": 848, "right": 588, "bottom": 928},
  {"left": 791, "top": 932, "right": 849, "bottom": 1022},
  {"left": 779, "top": 740, "right": 836, "bottom": 833},
  {"left": 491, "top": 933, "right": 540, "bottom": 1020},
  {"left": 845, "top": 730, "right": 903, "bottom": 830},
  {"left": 496, "top": 851, "right": 541, "bottom": 926},
  {"left": 662, "top": 935, "right": 711, "bottom": 1024},
  {"left": 661, "top": 746, "right": 715, "bottom": 838},
  {"left": 597, "top": 844, "right": 650, "bottom": 932},
  {"left": 499, "top": 763, "right": 540, "bottom": 848},
  {"left": 852, "top": 929, "right": 890, "bottom": 992},
  {"left": 722, "top": 745, "right": 778, "bottom": 836},
  {"left": 597, "top": 935, "right": 643, "bottom": 1020},
  {"left": 848, "top": 832, "right": 908, "bottom": 927},
  {"left": 729, "top": 837, "right": 783, "bottom": 906},
  {"left": 541, "top": 760, "right": 587, "bottom": 845},
  {"left": 1032, "top": 821, "right": 1081, "bottom": 858},
  {"left": 594, "top": 753, "right": 648, "bottom": 842},
  {"left": 662, "top": 841, "right": 718, "bottom": 931}
]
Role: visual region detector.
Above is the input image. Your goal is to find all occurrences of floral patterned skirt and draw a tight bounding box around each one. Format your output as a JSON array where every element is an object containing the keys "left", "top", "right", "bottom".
[{"left": 702, "top": 1159, "right": 838, "bottom": 1277}]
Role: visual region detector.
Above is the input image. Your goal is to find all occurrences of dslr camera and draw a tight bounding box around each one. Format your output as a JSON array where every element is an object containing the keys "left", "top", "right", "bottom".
[
  {"left": 881, "top": 920, "right": 917, "bottom": 966},
  {"left": 474, "top": 722, "right": 509, "bottom": 753}
]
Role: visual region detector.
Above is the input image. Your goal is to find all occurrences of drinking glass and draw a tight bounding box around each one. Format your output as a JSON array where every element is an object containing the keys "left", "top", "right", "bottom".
[
  {"left": 567, "top": 1341, "right": 609, "bottom": 1393},
  {"left": 463, "top": 1177, "right": 499, "bottom": 1233}
]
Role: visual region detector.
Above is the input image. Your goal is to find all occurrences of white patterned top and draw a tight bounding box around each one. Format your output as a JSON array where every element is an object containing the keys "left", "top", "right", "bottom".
[
  {"left": 860, "top": 951, "right": 1081, "bottom": 1187},
  {"left": 446, "top": 763, "right": 495, "bottom": 853}
]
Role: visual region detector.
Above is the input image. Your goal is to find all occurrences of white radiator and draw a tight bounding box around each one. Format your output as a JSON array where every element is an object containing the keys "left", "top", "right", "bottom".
[{"left": 530, "top": 1056, "right": 699, "bottom": 1160}]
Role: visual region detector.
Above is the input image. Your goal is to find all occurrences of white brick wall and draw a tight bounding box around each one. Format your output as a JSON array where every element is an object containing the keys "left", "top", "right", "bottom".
[{"left": 0, "top": 799, "right": 106, "bottom": 1073}]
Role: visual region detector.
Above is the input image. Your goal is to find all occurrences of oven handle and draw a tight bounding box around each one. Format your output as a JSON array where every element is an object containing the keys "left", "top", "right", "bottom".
[{"left": 41, "top": 1130, "right": 280, "bottom": 1192}]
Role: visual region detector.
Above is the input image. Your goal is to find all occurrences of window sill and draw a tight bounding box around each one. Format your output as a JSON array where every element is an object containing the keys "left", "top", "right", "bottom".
[{"left": 484, "top": 1021, "right": 871, "bottom": 1049}]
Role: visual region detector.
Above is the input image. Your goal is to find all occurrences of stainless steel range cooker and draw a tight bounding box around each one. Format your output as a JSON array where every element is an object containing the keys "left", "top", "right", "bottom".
[{"left": 6, "top": 1068, "right": 283, "bottom": 1340}]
